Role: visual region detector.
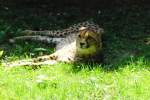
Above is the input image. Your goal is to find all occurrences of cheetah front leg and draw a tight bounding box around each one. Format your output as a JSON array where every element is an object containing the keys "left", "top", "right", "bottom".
[
  {"left": 33, "top": 48, "right": 75, "bottom": 64},
  {"left": 2, "top": 53, "right": 59, "bottom": 69},
  {"left": 33, "top": 53, "right": 58, "bottom": 62}
]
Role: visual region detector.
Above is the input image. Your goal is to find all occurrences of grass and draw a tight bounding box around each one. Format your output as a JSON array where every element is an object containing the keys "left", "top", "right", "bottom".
[
  {"left": 0, "top": 61, "right": 149, "bottom": 99},
  {"left": 0, "top": 3, "right": 150, "bottom": 99}
]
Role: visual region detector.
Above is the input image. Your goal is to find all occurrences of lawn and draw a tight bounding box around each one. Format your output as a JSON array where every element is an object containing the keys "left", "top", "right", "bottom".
[{"left": 0, "top": 3, "right": 150, "bottom": 99}]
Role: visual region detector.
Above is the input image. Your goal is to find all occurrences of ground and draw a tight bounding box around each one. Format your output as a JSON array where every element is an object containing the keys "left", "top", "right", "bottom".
[{"left": 0, "top": 4, "right": 150, "bottom": 99}]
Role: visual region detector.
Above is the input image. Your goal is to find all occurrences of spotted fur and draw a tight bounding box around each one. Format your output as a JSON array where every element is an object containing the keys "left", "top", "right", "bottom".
[{"left": 10, "top": 21, "right": 103, "bottom": 44}]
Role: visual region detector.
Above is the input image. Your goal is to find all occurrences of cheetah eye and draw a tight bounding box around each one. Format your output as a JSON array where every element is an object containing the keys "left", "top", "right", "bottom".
[{"left": 78, "top": 34, "right": 81, "bottom": 38}]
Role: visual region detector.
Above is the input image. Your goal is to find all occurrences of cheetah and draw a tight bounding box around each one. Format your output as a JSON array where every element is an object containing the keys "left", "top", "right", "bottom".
[{"left": 3, "top": 21, "right": 104, "bottom": 68}]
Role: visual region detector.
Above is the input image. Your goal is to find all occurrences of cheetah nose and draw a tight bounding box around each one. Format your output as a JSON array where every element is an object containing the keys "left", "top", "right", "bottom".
[{"left": 80, "top": 42, "right": 85, "bottom": 46}]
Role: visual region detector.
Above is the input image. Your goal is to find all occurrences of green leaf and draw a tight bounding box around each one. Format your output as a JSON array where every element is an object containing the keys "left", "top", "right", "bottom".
[
  {"left": 0, "top": 50, "right": 4, "bottom": 57},
  {"left": 33, "top": 48, "right": 48, "bottom": 52}
]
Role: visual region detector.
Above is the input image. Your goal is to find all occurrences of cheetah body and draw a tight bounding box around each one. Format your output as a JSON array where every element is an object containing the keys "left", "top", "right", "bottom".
[{"left": 4, "top": 21, "right": 104, "bottom": 68}]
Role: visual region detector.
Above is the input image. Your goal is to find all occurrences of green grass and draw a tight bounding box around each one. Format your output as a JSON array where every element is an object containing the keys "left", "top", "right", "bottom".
[
  {"left": 0, "top": 60, "right": 149, "bottom": 99},
  {"left": 0, "top": 4, "right": 150, "bottom": 99}
]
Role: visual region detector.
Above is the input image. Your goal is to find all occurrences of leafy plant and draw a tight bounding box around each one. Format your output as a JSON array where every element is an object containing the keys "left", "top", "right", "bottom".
[{"left": 0, "top": 50, "right": 3, "bottom": 58}]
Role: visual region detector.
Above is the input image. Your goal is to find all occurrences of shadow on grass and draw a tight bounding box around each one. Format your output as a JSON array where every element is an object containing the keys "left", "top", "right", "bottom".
[{"left": 0, "top": 5, "right": 150, "bottom": 72}]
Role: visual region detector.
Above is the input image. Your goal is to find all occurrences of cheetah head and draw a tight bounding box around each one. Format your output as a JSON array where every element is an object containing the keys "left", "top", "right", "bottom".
[{"left": 76, "top": 27, "right": 103, "bottom": 57}]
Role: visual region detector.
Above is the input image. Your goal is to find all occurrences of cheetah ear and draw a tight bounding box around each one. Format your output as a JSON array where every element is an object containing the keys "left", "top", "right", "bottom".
[
  {"left": 79, "top": 27, "right": 88, "bottom": 31},
  {"left": 80, "top": 27, "right": 96, "bottom": 33},
  {"left": 79, "top": 27, "right": 97, "bottom": 33}
]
